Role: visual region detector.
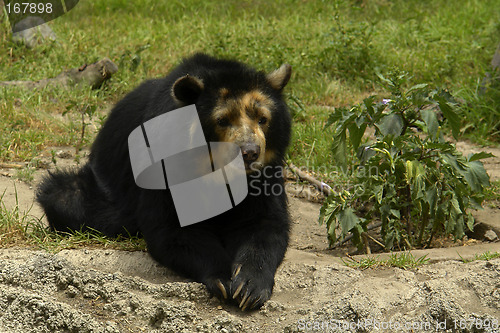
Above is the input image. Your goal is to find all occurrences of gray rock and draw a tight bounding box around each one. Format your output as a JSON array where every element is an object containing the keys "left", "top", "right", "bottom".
[
  {"left": 485, "top": 229, "right": 499, "bottom": 241},
  {"left": 56, "top": 150, "right": 72, "bottom": 159},
  {"left": 12, "top": 16, "right": 57, "bottom": 48}
]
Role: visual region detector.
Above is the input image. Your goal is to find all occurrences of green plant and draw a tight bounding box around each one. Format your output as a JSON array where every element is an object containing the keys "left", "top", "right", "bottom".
[
  {"left": 472, "top": 251, "right": 500, "bottom": 261},
  {"left": 319, "top": 72, "right": 492, "bottom": 251},
  {"left": 458, "top": 251, "right": 500, "bottom": 263},
  {"left": 63, "top": 98, "right": 99, "bottom": 153},
  {"left": 386, "top": 252, "right": 429, "bottom": 269},
  {"left": 119, "top": 44, "right": 151, "bottom": 73},
  {"left": 483, "top": 180, "right": 500, "bottom": 203},
  {"left": 49, "top": 149, "right": 56, "bottom": 165},
  {"left": 341, "top": 255, "right": 382, "bottom": 269},
  {"left": 14, "top": 158, "right": 39, "bottom": 183},
  {"left": 342, "top": 252, "right": 429, "bottom": 269}
]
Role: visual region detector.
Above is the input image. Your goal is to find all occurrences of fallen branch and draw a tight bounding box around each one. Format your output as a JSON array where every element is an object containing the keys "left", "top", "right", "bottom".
[
  {"left": 0, "top": 58, "right": 118, "bottom": 90},
  {"left": 288, "top": 163, "right": 332, "bottom": 197}
]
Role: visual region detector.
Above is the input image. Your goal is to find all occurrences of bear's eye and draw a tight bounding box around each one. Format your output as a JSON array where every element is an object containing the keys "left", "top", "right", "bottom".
[
  {"left": 258, "top": 117, "right": 268, "bottom": 125},
  {"left": 217, "top": 117, "right": 230, "bottom": 127}
]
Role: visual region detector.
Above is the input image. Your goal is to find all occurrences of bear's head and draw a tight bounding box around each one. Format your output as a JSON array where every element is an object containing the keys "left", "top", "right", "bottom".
[{"left": 170, "top": 59, "right": 292, "bottom": 172}]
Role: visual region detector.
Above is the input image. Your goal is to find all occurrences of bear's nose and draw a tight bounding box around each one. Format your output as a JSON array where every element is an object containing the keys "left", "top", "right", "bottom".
[{"left": 241, "top": 144, "right": 260, "bottom": 163}]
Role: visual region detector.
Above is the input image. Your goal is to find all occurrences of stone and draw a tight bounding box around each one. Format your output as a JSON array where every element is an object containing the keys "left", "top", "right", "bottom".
[
  {"left": 484, "top": 229, "right": 498, "bottom": 241},
  {"left": 12, "top": 16, "right": 57, "bottom": 48}
]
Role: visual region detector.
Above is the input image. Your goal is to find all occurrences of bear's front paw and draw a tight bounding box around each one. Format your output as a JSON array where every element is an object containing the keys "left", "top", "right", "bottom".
[
  {"left": 229, "top": 263, "right": 273, "bottom": 311},
  {"left": 204, "top": 277, "right": 231, "bottom": 301}
]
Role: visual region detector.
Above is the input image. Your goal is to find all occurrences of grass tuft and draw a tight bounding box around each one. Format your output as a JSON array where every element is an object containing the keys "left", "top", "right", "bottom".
[
  {"left": 458, "top": 251, "right": 500, "bottom": 263},
  {"left": 342, "top": 252, "right": 430, "bottom": 270}
]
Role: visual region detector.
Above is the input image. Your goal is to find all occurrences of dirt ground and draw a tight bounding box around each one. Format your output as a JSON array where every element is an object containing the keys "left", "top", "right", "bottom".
[{"left": 0, "top": 141, "right": 499, "bottom": 332}]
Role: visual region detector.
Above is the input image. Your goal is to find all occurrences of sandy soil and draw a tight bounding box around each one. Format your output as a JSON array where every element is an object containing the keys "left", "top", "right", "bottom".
[{"left": 0, "top": 142, "right": 499, "bottom": 332}]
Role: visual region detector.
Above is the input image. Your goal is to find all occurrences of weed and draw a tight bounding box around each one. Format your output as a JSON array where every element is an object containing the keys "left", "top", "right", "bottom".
[
  {"left": 342, "top": 255, "right": 382, "bottom": 269},
  {"left": 483, "top": 180, "right": 500, "bottom": 203},
  {"left": 50, "top": 149, "right": 57, "bottom": 165},
  {"left": 458, "top": 251, "right": 500, "bottom": 263},
  {"left": 342, "top": 252, "right": 429, "bottom": 270},
  {"left": 386, "top": 252, "right": 430, "bottom": 270},
  {"left": 14, "top": 158, "right": 39, "bottom": 183},
  {"left": 472, "top": 251, "right": 500, "bottom": 261}
]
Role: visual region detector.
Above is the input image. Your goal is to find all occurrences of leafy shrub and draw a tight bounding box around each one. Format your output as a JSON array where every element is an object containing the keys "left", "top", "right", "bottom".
[{"left": 319, "top": 72, "right": 492, "bottom": 251}]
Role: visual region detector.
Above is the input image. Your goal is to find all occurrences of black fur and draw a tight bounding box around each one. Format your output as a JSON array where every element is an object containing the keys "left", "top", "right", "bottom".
[{"left": 37, "top": 53, "right": 292, "bottom": 310}]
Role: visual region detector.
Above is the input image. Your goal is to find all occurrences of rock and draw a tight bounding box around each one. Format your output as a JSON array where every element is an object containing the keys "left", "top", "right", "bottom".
[
  {"left": 56, "top": 150, "right": 72, "bottom": 159},
  {"left": 12, "top": 16, "right": 57, "bottom": 48},
  {"left": 484, "top": 229, "right": 499, "bottom": 241}
]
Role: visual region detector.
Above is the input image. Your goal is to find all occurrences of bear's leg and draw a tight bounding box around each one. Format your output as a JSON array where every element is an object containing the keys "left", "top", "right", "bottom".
[
  {"left": 225, "top": 215, "right": 289, "bottom": 310},
  {"left": 141, "top": 221, "right": 233, "bottom": 300}
]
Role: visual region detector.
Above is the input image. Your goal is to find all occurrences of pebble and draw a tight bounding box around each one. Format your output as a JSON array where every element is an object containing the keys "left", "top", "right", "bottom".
[{"left": 484, "top": 229, "right": 498, "bottom": 241}]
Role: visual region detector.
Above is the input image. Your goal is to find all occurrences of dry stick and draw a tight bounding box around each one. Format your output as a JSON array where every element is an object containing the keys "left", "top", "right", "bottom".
[
  {"left": 361, "top": 233, "right": 371, "bottom": 254},
  {"left": 0, "top": 58, "right": 118, "bottom": 90},
  {"left": 363, "top": 231, "right": 386, "bottom": 249},
  {"left": 288, "top": 163, "right": 332, "bottom": 197}
]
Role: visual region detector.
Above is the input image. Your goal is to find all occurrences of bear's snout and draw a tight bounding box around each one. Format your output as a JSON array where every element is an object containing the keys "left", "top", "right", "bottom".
[{"left": 241, "top": 143, "right": 260, "bottom": 163}]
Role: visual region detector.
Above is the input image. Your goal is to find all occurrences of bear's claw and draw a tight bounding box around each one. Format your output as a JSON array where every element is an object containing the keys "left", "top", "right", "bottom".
[
  {"left": 232, "top": 282, "right": 244, "bottom": 299},
  {"left": 232, "top": 264, "right": 242, "bottom": 278},
  {"left": 216, "top": 279, "right": 228, "bottom": 299}
]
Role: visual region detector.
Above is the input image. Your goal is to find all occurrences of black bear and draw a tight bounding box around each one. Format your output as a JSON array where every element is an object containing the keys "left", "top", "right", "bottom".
[{"left": 37, "top": 53, "right": 292, "bottom": 310}]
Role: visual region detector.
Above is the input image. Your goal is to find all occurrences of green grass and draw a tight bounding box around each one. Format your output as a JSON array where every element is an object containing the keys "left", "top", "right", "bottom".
[
  {"left": 0, "top": 0, "right": 499, "bottom": 248},
  {"left": 458, "top": 251, "right": 500, "bottom": 263},
  {"left": 1, "top": 0, "right": 500, "bottom": 169},
  {"left": 457, "top": 79, "right": 500, "bottom": 142},
  {"left": 484, "top": 180, "right": 500, "bottom": 203},
  {"left": 342, "top": 252, "right": 430, "bottom": 270}
]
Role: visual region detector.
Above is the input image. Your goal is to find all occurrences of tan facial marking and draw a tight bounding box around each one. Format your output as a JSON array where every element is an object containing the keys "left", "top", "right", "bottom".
[
  {"left": 211, "top": 90, "right": 275, "bottom": 168},
  {"left": 263, "top": 149, "right": 277, "bottom": 165}
]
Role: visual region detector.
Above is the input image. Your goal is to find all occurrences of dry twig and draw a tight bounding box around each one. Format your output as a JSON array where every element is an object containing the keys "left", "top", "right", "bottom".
[{"left": 288, "top": 163, "right": 332, "bottom": 197}]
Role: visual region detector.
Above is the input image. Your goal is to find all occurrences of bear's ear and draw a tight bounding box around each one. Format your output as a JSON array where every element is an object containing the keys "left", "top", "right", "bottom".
[
  {"left": 172, "top": 74, "right": 204, "bottom": 105},
  {"left": 267, "top": 64, "right": 292, "bottom": 91}
]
